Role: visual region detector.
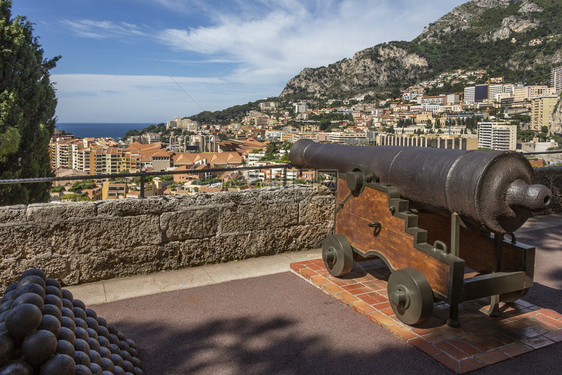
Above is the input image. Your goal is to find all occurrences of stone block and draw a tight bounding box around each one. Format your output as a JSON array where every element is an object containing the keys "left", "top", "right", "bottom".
[
  {"left": 160, "top": 209, "right": 219, "bottom": 241},
  {"left": 96, "top": 196, "right": 192, "bottom": 217},
  {"left": 219, "top": 202, "right": 299, "bottom": 233},
  {"left": 0, "top": 223, "right": 53, "bottom": 259},
  {"left": 26, "top": 201, "right": 96, "bottom": 223},
  {"left": 75, "top": 245, "right": 181, "bottom": 283},
  {"left": 0, "top": 204, "right": 26, "bottom": 223},
  {"left": 50, "top": 215, "right": 161, "bottom": 254},
  {"left": 299, "top": 195, "right": 334, "bottom": 224}
]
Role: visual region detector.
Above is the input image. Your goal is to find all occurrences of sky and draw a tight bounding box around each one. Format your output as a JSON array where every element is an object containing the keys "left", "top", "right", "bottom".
[{"left": 10, "top": 0, "right": 466, "bottom": 123}]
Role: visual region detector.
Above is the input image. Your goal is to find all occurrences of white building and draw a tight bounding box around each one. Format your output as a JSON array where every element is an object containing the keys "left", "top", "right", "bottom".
[
  {"left": 477, "top": 122, "right": 517, "bottom": 151},
  {"left": 551, "top": 66, "right": 562, "bottom": 94}
]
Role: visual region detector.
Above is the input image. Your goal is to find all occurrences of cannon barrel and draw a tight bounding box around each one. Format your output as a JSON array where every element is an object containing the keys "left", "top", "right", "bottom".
[{"left": 290, "top": 140, "right": 551, "bottom": 234}]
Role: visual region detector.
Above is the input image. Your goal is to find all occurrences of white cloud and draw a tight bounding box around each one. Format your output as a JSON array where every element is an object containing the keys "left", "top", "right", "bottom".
[
  {"left": 155, "top": 0, "right": 465, "bottom": 85},
  {"left": 59, "top": 19, "right": 148, "bottom": 39}
]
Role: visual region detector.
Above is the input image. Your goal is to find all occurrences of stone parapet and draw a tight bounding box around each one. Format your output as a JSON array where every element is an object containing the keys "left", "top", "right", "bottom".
[{"left": 0, "top": 186, "right": 334, "bottom": 288}]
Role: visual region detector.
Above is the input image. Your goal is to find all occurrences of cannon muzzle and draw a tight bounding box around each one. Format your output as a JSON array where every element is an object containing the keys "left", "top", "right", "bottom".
[{"left": 290, "top": 140, "right": 551, "bottom": 234}]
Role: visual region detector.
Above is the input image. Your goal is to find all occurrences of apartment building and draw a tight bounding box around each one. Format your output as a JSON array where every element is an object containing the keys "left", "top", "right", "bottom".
[
  {"left": 552, "top": 66, "right": 562, "bottom": 94},
  {"left": 531, "top": 95, "right": 559, "bottom": 132},
  {"left": 477, "top": 122, "right": 517, "bottom": 151}
]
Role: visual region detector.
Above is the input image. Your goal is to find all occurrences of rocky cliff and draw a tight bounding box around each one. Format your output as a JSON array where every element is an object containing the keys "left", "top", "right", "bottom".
[{"left": 281, "top": 0, "right": 562, "bottom": 98}]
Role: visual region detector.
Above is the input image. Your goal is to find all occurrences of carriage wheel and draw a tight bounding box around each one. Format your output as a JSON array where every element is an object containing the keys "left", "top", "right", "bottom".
[
  {"left": 387, "top": 268, "right": 433, "bottom": 325},
  {"left": 322, "top": 234, "right": 354, "bottom": 277}
]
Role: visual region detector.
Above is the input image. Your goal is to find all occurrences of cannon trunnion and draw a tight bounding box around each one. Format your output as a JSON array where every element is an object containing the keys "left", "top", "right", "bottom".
[{"left": 290, "top": 140, "right": 548, "bottom": 327}]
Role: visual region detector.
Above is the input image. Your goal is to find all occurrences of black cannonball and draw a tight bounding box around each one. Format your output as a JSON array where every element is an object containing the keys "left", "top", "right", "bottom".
[
  {"left": 0, "top": 311, "right": 8, "bottom": 324},
  {"left": 39, "top": 314, "right": 61, "bottom": 337},
  {"left": 45, "top": 278, "right": 61, "bottom": 289},
  {"left": 45, "top": 286, "right": 62, "bottom": 299},
  {"left": 89, "top": 363, "right": 103, "bottom": 375},
  {"left": 122, "top": 360, "right": 134, "bottom": 373},
  {"left": 39, "top": 353, "right": 75, "bottom": 375},
  {"left": 74, "top": 338, "right": 90, "bottom": 353},
  {"left": 74, "top": 350, "right": 91, "bottom": 367},
  {"left": 0, "top": 302, "right": 12, "bottom": 314},
  {"left": 5, "top": 303, "right": 42, "bottom": 338},
  {"left": 118, "top": 340, "right": 129, "bottom": 351},
  {"left": 58, "top": 327, "right": 76, "bottom": 345},
  {"left": 12, "top": 292, "right": 44, "bottom": 311},
  {"left": 14, "top": 283, "right": 45, "bottom": 299},
  {"left": 85, "top": 317, "right": 98, "bottom": 330},
  {"left": 56, "top": 339, "right": 75, "bottom": 356},
  {"left": 73, "top": 307, "right": 87, "bottom": 320},
  {"left": 87, "top": 328, "right": 98, "bottom": 340},
  {"left": 75, "top": 364, "right": 92, "bottom": 375},
  {"left": 72, "top": 299, "right": 86, "bottom": 310},
  {"left": 96, "top": 325, "right": 109, "bottom": 339},
  {"left": 107, "top": 324, "right": 118, "bottom": 335},
  {"left": 114, "top": 365, "right": 125, "bottom": 375},
  {"left": 130, "top": 357, "right": 141, "bottom": 368},
  {"left": 108, "top": 334, "right": 119, "bottom": 345},
  {"left": 61, "top": 307, "right": 74, "bottom": 319},
  {"left": 0, "top": 322, "right": 5, "bottom": 333},
  {"left": 85, "top": 308, "right": 97, "bottom": 319},
  {"left": 4, "top": 283, "right": 17, "bottom": 294},
  {"left": 99, "top": 357, "right": 114, "bottom": 372},
  {"left": 0, "top": 332, "right": 14, "bottom": 366},
  {"left": 17, "top": 275, "right": 46, "bottom": 290},
  {"left": 42, "top": 304, "right": 62, "bottom": 321},
  {"left": 98, "top": 336, "right": 110, "bottom": 348},
  {"left": 60, "top": 316, "right": 76, "bottom": 331},
  {"left": 89, "top": 349, "right": 101, "bottom": 365},
  {"left": 125, "top": 339, "right": 136, "bottom": 349},
  {"left": 99, "top": 347, "right": 111, "bottom": 359},
  {"left": 111, "top": 353, "right": 124, "bottom": 367},
  {"left": 21, "top": 269, "right": 47, "bottom": 281},
  {"left": 61, "top": 299, "right": 73, "bottom": 310},
  {"left": 22, "top": 330, "right": 57, "bottom": 366},
  {"left": 74, "top": 318, "right": 87, "bottom": 330},
  {"left": 133, "top": 367, "right": 143, "bottom": 375},
  {"left": 117, "top": 332, "right": 126, "bottom": 340},
  {"left": 44, "top": 294, "right": 62, "bottom": 310},
  {"left": 88, "top": 337, "right": 100, "bottom": 352},
  {"left": 0, "top": 360, "right": 33, "bottom": 375},
  {"left": 103, "top": 372, "right": 113, "bottom": 375},
  {"left": 60, "top": 289, "right": 73, "bottom": 301},
  {"left": 75, "top": 327, "right": 89, "bottom": 341},
  {"left": 120, "top": 350, "right": 131, "bottom": 362},
  {"left": 109, "top": 344, "right": 120, "bottom": 355},
  {"left": 96, "top": 317, "right": 107, "bottom": 327}
]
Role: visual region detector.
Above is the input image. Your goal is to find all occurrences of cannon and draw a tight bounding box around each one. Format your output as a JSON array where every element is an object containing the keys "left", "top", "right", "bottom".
[{"left": 290, "top": 140, "right": 551, "bottom": 327}]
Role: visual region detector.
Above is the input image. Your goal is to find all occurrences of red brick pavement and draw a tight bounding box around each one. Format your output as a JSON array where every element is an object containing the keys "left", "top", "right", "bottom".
[{"left": 290, "top": 258, "right": 562, "bottom": 374}]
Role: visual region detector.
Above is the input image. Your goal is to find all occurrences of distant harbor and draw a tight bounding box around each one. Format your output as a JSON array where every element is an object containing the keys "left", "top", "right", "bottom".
[{"left": 56, "top": 123, "right": 152, "bottom": 140}]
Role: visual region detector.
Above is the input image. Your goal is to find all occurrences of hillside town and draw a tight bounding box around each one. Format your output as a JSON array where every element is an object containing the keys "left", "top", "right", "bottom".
[{"left": 49, "top": 67, "right": 562, "bottom": 202}]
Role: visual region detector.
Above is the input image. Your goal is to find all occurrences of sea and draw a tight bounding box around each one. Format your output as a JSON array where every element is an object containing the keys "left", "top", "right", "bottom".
[{"left": 55, "top": 123, "right": 153, "bottom": 141}]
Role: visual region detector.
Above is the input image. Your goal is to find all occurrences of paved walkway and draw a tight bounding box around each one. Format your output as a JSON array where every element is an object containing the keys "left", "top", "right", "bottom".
[{"left": 66, "top": 214, "right": 561, "bottom": 374}]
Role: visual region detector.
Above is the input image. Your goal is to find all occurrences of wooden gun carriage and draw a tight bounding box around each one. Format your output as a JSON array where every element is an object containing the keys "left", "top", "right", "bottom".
[{"left": 290, "top": 140, "right": 551, "bottom": 327}]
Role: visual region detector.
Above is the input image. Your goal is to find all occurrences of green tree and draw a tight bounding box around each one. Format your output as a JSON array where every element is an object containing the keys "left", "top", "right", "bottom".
[{"left": 0, "top": 0, "right": 60, "bottom": 205}]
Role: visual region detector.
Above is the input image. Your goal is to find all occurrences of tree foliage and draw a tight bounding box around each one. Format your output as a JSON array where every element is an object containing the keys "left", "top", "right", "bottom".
[{"left": 0, "top": 0, "right": 60, "bottom": 205}]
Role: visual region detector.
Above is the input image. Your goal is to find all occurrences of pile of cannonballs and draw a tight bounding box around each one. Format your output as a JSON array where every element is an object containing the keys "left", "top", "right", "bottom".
[{"left": 0, "top": 269, "right": 143, "bottom": 375}]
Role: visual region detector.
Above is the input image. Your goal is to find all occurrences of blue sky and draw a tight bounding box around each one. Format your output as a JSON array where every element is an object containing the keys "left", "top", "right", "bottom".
[{"left": 11, "top": 0, "right": 466, "bottom": 123}]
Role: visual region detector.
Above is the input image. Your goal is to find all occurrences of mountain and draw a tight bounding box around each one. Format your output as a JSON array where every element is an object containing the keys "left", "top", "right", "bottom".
[{"left": 280, "top": 0, "right": 562, "bottom": 98}]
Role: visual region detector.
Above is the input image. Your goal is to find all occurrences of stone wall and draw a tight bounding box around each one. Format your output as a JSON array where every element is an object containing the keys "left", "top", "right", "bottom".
[
  {"left": 0, "top": 186, "right": 334, "bottom": 289},
  {"left": 533, "top": 166, "right": 562, "bottom": 215}
]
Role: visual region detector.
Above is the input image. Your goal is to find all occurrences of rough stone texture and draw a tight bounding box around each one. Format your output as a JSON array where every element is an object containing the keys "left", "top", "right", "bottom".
[
  {"left": 533, "top": 167, "right": 562, "bottom": 215},
  {"left": 0, "top": 186, "right": 334, "bottom": 288}
]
